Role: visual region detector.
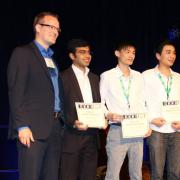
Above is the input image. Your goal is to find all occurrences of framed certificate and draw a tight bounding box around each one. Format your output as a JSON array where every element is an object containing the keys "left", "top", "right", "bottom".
[
  {"left": 161, "top": 100, "right": 180, "bottom": 123},
  {"left": 121, "top": 113, "right": 149, "bottom": 138},
  {"left": 75, "top": 102, "right": 106, "bottom": 128}
]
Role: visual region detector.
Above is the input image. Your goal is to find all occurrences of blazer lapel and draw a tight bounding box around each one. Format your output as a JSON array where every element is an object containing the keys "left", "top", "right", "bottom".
[
  {"left": 88, "top": 73, "right": 98, "bottom": 102},
  {"left": 29, "top": 42, "right": 54, "bottom": 89}
]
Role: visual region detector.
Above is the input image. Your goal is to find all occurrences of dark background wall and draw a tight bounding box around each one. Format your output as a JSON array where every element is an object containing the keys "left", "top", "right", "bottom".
[
  {"left": 1, "top": 0, "right": 180, "bottom": 124},
  {"left": 0, "top": 0, "right": 180, "bottom": 179}
]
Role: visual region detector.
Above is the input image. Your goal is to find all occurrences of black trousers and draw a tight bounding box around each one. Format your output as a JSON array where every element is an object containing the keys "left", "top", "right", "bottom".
[
  {"left": 60, "top": 135, "right": 97, "bottom": 180},
  {"left": 17, "top": 119, "right": 63, "bottom": 180}
]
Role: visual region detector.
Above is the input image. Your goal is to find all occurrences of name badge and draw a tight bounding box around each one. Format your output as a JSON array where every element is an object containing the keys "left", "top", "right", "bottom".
[{"left": 44, "top": 58, "right": 55, "bottom": 68}]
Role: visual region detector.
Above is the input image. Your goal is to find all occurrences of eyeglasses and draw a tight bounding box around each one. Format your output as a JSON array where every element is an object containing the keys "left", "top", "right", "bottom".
[{"left": 39, "top": 23, "right": 61, "bottom": 33}]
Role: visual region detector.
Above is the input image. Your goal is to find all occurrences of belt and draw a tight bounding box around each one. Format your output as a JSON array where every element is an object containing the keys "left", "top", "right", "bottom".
[
  {"left": 110, "top": 123, "right": 121, "bottom": 127},
  {"left": 54, "top": 112, "right": 61, "bottom": 119}
]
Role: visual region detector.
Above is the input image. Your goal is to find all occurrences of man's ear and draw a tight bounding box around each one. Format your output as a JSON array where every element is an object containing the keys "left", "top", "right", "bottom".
[
  {"left": 115, "top": 50, "right": 120, "bottom": 58},
  {"left": 35, "top": 24, "right": 41, "bottom": 33},
  {"left": 69, "top": 53, "right": 75, "bottom": 61},
  {"left": 156, "top": 53, "right": 161, "bottom": 61}
]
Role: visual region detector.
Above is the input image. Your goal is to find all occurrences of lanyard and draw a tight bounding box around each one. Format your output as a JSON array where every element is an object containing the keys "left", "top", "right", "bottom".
[
  {"left": 119, "top": 77, "right": 132, "bottom": 108},
  {"left": 157, "top": 74, "right": 173, "bottom": 100}
]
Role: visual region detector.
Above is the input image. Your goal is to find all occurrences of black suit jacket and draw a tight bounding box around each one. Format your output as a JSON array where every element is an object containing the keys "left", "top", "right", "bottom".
[
  {"left": 7, "top": 42, "right": 65, "bottom": 139},
  {"left": 61, "top": 66, "right": 100, "bottom": 152}
]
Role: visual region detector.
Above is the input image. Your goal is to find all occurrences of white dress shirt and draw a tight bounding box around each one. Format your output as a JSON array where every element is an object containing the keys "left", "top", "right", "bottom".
[
  {"left": 142, "top": 66, "right": 180, "bottom": 133},
  {"left": 100, "top": 66, "right": 146, "bottom": 122},
  {"left": 72, "top": 64, "right": 93, "bottom": 103}
]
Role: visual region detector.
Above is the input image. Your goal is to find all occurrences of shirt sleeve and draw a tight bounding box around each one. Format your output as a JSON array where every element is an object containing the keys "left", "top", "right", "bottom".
[{"left": 100, "top": 73, "right": 109, "bottom": 116}]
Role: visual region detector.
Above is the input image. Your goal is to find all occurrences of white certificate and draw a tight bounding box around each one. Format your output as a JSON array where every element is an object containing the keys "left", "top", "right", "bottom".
[
  {"left": 75, "top": 102, "right": 106, "bottom": 128},
  {"left": 161, "top": 100, "right": 180, "bottom": 123},
  {"left": 121, "top": 113, "right": 149, "bottom": 138}
]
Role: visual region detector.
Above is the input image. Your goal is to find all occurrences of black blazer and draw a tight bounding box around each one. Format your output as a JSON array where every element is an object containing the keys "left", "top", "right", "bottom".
[
  {"left": 61, "top": 66, "right": 100, "bottom": 152},
  {"left": 7, "top": 42, "right": 65, "bottom": 140}
]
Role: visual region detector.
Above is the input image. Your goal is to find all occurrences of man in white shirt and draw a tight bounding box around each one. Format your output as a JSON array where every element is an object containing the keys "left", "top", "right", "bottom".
[
  {"left": 142, "top": 40, "right": 180, "bottom": 180},
  {"left": 100, "top": 41, "right": 150, "bottom": 180}
]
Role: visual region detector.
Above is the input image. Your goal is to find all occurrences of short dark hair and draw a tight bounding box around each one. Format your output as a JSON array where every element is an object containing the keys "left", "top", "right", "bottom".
[
  {"left": 33, "top": 12, "right": 59, "bottom": 32},
  {"left": 155, "top": 39, "right": 176, "bottom": 54},
  {"left": 67, "top": 39, "right": 90, "bottom": 54},
  {"left": 115, "top": 40, "right": 136, "bottom": 51}
]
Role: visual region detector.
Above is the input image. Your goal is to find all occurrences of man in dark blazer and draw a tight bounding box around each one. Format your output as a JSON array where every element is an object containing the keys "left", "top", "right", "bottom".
[
  {"left": 7, "top": 12, "right": 64, "bottom": 180},
  {"left": 60, "top": 39, "right": 101, "bottom": 180}
]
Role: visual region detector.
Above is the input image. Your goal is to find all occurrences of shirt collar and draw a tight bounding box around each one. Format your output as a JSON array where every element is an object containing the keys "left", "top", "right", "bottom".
[
  {"left": 154, "top": 65, "right": 174, "bottom": 76},
  {"left": 72, "top": 64, "right": 89, "bottom": 77},
  {"left": 115, "top": 65, "right": 133, "bottom": 78},
  {"left": 34, "top": 40, "right": 54, "bottom": 58}
]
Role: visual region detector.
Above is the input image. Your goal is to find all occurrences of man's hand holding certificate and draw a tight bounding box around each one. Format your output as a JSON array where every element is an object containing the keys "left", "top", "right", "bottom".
[
  {"left": 161, "top": 100, "right": 180, "bottom": 123},
  {"left": 75, "top": 102, "right": 107, "bottom": 129},
  {"left": 121, "top": 113, "right": 149, "bottom": 138}
]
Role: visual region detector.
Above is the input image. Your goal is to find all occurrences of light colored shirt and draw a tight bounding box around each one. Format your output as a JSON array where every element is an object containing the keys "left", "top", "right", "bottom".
[
  {"left": 142, "top": 66, "right": 180, "bottom": 133},
  {"left": 100, "top": 66, "right": 146, "bottom": 123},
  {"left": 72, "top": 64, "right": 93, "bottom": 103}
]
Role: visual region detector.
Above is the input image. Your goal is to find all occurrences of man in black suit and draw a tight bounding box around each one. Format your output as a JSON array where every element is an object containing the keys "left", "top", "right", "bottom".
[
  {"left": 7, "top": 12, "right": 64, "bottom": 180},
  {"left": 60, "top": 39, "right": 101, "bottom": 180}
]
